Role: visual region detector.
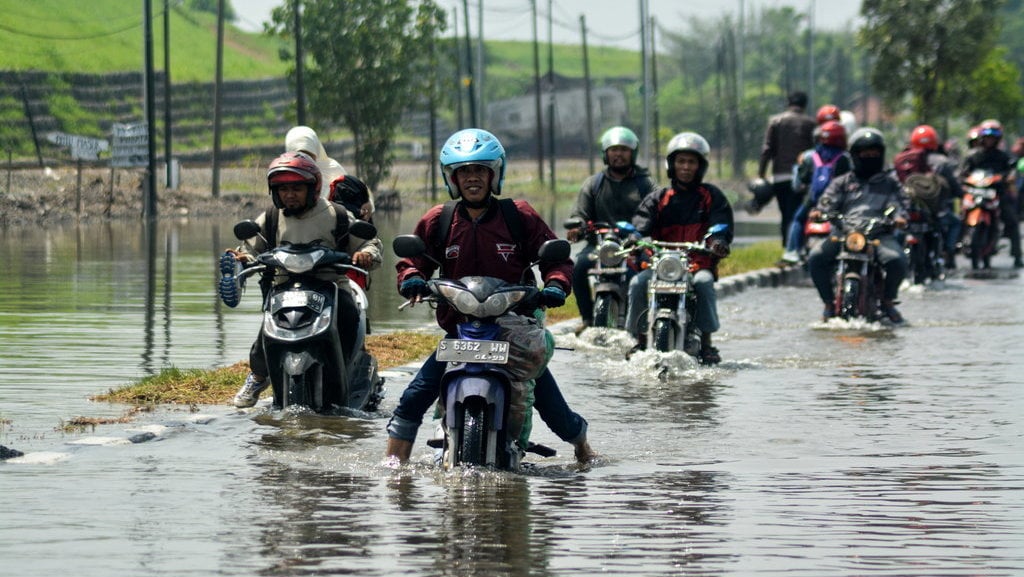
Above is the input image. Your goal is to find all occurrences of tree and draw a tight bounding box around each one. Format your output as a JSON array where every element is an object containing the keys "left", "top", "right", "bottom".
[
  {"left": 859, "top": 0, "right": 1004, "bottom": 125},
  {"left": 270, "top": 0, "right": 446, "bottom": 190}
]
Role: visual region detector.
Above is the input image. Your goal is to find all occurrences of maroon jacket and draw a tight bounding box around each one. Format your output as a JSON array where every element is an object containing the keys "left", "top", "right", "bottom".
[{"left": 396, "top": 197, "right": 573, "bottom": 335}]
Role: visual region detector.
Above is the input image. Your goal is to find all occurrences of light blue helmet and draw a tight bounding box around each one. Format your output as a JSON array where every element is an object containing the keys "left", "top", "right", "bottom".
[{"left": 440, "top": 128, "right": 506, "bottom": 199}]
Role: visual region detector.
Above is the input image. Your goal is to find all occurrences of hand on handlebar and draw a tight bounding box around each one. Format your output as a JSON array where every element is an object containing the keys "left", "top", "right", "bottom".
[
  {"left": 566, "top": 228, "right": 582, "bottom": 242},
  {"left": 352, "top": 250, "right": 374, "bottom": 268},
  {"left": 540, "top": 284, "right": 567, "bottom": 308},
  {"left": 707, "top": 238, "right": 731, "bottom": 258},
  {"left": 893, "top": 216, "right": 908, "bottom": 230},
  {"left": 399, "top": 277, "right": 431, "bottom": 302}
]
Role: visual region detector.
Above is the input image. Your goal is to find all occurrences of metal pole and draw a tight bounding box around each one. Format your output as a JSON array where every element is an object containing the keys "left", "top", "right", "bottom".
[
  {"left": 294, "top": 1, "right": 306, "bottom": 125},
  {"left": 462, "top": 0, "right": 476, "bottom": 126},
  {"left": 547, "top": 0, "right": 555, "bottom": 193},
  {"left": 639, "top": 0, "right": 650, "bottom": 172},
  {"left": 144, "top": 0, "right": 158, "bottom": 218},
  {"left": 581, "top": 15, "right": 595, "bottom": 176},
  {"left": 164, "top": 0, "right": 172, "bottom": 189},
  {"left": 531, "top": 0, "right": 544, "bottom": 183},
  {"left": 212, "top": 0, "right": 225, "bottom": 199}
]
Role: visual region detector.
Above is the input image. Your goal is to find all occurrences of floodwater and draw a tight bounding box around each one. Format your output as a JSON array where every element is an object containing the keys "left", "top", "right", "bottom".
[{"left": 1, "top": 215, "right": 1022, "bottom": 577}]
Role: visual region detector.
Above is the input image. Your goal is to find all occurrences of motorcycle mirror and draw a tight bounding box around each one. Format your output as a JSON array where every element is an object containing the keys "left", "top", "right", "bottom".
[
  {"left": 349, "top": 220, "right": 377, "bottom": 240},
  {"left": 563, "top": 216, "right": 583, "bottom": 229},
  {"left": 392, "top": 234, "right": 427, "bottom": 258},
  {"left": 233, "top": 220, "right": 261, "bottom": 241},
  {"left": 537, "top": 238, "right": 571, "bottom": 262}
]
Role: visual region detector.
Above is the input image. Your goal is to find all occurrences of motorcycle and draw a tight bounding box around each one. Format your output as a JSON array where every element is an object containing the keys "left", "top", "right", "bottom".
[
  {"left": 959, "top": 169, "right": 1003, "bottom": 270},
  {"left": 392, "top": 234, "right": 570, "bottom": 471},
  {"left": 903, "top": 202, "right": 945, "bottom": 285},
  {"left": 823, "top": 212, "right": 894, "bottom": 322},
  {"left": 563, "top": 218, "right": 636, "bottom": 329},
  {"left": 222, "top": 219, "right": 384, "bottom": 413},
  {"left": 632, "top": 224, "right": 728, "bottom": 356}
]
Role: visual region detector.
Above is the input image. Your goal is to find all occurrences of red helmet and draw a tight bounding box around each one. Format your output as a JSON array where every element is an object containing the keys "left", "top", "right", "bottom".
[
  {"left": 910, "top": 125, "right": 939, "bottom": 151},
  {"left": 816, "top": 104, "right": 841, "bottom": 125},
  {"left": 817, "top": 120, "right": 847, "bottom": 149},
  {"left": 267, "top": 151, "right": 321, "bottom": 210}
]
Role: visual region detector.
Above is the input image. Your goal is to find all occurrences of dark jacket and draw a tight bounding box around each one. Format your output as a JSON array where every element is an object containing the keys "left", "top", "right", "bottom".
[
  {"left": 816, "top": 171, "right": 908, "bottom": 232},
  {"left": 759, "top": 107, "right": 816, "bottom": 179},
  {"left": 571, "top": 166, "right": 656, "bottom": 233},
  {"left": 631, "top": 180, "right": 734, "bottom": 276},
  {"left": 396, "top": 197, "right": 573, "bottom": 335}
]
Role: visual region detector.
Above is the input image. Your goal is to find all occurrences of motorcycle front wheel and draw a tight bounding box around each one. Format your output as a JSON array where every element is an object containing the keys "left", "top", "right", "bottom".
[
  {"left": 652, "top": 318, "right": 677, "bottom": 352},
  {"left": 840, "top": 277, "right": 861, "bottom": 319},
  {"left": 592, "top": 294, "right": 619, "bottom": 329},
  {"left": 968, "top": 224, "right": 991, "bottom": 269},
  {"left": 459, "top": 397, "right": 489, "bottom": 467}
]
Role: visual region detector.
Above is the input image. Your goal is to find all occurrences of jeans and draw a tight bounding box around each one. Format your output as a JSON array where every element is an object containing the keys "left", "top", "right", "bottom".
[
  {"left": 386, "top": 344, "right": 588, "bottom": 445},
  {"left": 572, "top": 244, "right": 598, "bottom": 324},
  {"left": 807, "top": 234, "right": 907, "bottom": 305},
  {"left": 624, "top": 268, "right": 720, "bottom": 338},
  {"left": 784, "top": 203, "right": 811, "bottom": 254}
]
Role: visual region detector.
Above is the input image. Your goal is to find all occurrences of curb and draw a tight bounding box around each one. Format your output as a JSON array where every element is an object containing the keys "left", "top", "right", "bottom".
[{"left": 716, "top": 263, "right": 807, "bottom": 298}]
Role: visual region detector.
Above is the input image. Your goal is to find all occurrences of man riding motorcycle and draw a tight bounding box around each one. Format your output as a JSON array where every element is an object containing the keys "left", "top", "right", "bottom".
[
  {"left": 959, "top": 119, "right": 1022, "bottom": 268},
  {"left": 224, "top": 151, "right": 383, "bottom": 407},
  {"left": 807, "top": 128, "right": 908, "bottom": 323},
  {"left": 566, "top": 126, "right": 656, "bottom": 330}
]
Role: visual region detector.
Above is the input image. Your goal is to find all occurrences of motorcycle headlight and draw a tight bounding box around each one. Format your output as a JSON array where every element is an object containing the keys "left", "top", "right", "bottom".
[
  {"left": 654, "top": 254, "right": 686, "bottom": 282},
  {"left": 435, "top": 284, "right": 527, "bottom": 317},
  {"left": 275, "top": 249, "right": 325, "bottom": 273},
  {"left": 597, "top": 241, "right": 625, "bottom": 267},
  {"left": 845, "top": 232, "right": 867, "bottom": 252}
]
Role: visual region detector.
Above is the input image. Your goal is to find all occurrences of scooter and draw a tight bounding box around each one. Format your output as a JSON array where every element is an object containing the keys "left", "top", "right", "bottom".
[
  {"left": 960, "top": 169, "right": 1003, "bottom": 270},
  {"left": 903, "top": 202, "right": 945, "bottom": 285},
  {"left": 563, "top": 218, "right": 636, "bottom": 329},
  {"left": 223, "top": 219, "right": 384, "bottom": 413},
  {"left": 392, "top": 234, "right": 570, "bottom": 471}
]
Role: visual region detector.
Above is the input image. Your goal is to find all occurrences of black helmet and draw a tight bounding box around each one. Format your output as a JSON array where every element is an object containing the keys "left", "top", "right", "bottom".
[{"left": 848, "top": 127, "right": 885, "bottom": 155}]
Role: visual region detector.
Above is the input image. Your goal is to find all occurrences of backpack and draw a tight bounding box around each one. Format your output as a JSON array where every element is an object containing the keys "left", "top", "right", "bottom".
[
  {"left": 893, "top": 147, "right": 931, "bottom": 183},
  {"left": 808, "top": 151, "right": 842, "bottom": 202},
  {"left": 589, "top": 170, "right": 654, "bottom": 199},
  {"left": 893, "top": 148, "right": 948, "bottom": 213}
]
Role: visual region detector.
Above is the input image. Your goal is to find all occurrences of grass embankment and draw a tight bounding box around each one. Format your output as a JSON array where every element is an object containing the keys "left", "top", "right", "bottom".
[{"left": 90, "top": 240, "right": 782, "bottom": 414}]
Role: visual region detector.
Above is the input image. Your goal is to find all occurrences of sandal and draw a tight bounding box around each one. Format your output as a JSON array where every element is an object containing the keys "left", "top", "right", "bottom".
[{"left": 698, "top": 346, "right": 721, "bottom": 366}]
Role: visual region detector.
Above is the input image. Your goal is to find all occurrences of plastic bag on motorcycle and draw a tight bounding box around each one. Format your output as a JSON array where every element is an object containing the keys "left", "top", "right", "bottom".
[{"left": 495, "top": 312, "right": 552, "bottom": 382}]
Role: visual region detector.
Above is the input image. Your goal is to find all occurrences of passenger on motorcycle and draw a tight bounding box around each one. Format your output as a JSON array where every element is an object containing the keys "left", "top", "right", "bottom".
[
  {"left": 807, "top": 128, "right": 909, "bottom": 323},
  {"left": 781, "top": 120, "right": 852, "bottom": 264},
  {"left": 623, "top": 132, "right": 734, "bottom": 364},
  {"left": 959, "top": 119, "right": 1022, "bottom": 268},
  {"left": 896, "top": 124, "right": 965, "bottom": 269},
  {"left": 385, "top": 128, "right": 596, "bottom": 465},
  {"left": 225, "top": 151, "right": 384, "bottom": 408},
  {"left": 567, "top": 126, "right": 656, "bottom": 330}
]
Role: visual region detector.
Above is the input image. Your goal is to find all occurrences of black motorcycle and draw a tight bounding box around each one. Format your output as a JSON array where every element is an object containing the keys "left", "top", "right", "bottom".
[
  {"left": 563, "top": 218, "right": 636, "bottom": 329},
  {"left": 223, "top": 220, "right": 384, "bottom": 413},
  {"left": 825, "top": 213, "right": 895, "bottom": 322}
]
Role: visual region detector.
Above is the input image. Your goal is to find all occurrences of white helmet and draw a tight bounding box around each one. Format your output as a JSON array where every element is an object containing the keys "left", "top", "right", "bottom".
[{"left": 665, "top": 132, "right": 710, "bottom": 181}]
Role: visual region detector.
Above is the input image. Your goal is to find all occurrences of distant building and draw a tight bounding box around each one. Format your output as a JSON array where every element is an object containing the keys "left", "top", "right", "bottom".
[{"left": 486, "top": 78, "right": 629, "bottom": 156}]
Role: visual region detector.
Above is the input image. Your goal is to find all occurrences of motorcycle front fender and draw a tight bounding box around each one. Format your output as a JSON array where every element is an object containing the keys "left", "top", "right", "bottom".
[
  {"left": 593, "top": 282, "right": 626, "bottom": 299},
  {"left": 444, "top": 375, "right": 508, "bottom": 432}
]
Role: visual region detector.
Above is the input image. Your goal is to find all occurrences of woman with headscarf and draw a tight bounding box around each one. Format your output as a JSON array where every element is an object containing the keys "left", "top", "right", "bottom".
[{"left": 284, "top": 126, "right": 346, "bottom": 197}]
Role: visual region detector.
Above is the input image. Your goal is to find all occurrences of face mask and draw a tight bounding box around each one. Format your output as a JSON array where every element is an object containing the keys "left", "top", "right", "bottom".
[{"left": 854, "top": 154, "right": 884, "bottom": 178}]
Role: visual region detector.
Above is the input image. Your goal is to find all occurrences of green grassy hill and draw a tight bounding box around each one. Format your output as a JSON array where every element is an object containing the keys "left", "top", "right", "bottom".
[{"left": 0, "top": 0, "right": 287, "bottom": 81}]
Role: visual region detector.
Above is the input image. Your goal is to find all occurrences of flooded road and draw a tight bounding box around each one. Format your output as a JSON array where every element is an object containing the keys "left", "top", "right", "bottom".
[{"left": 1, "top": 218, "right": 1022, "bottom": 576}]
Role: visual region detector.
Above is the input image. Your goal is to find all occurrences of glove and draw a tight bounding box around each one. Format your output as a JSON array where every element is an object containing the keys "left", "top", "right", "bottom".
[
  {"left": 540, "top": 284, "right": 567, "bottom": 308},
  {"left": 708, "top": 239, "right": 730, "bottom": 258},
  {"left": 622, "top": 232, "right": 641, "bottom": 249},
  {"left": 399, "top": 277, "right": 430, "bottom": 299},
  {"left": 218, "top": 251, "right": 242, "bottom": 308}
]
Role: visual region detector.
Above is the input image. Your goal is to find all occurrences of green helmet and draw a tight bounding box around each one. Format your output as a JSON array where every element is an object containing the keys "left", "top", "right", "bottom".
[{"left": 599, "top": 126, "right": 639, "bottom": 164}]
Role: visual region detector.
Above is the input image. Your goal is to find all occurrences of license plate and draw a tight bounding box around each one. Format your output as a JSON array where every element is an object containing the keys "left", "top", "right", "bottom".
[{"left": 436, "top": 339, "right": 509, "bottom": 364}]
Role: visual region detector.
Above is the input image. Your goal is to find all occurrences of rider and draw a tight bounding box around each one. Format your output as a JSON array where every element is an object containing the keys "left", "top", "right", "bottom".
[
  {"left": 780, "top": 120, "right": 851, "bottom": 264},
  {"left": 807, "top": 128, "right": 909, "bottom": 323},
  {"left": 959, "top": 119, "right": 1022, "bottom": 268},
  {"left": 567, "top": 126, "right": 656, "bottom": 330},
  {"left": 624, "top": 132, "right": 734, "bottom": 364},
  {"left": 385, "top": 128, "right": 596, "bottom": 465},
  {"left": 897, "top": 124, "right": 965, "bottom": 269},
  {"left": 225, "top": 151, "right": 383, "bottom": 408}
]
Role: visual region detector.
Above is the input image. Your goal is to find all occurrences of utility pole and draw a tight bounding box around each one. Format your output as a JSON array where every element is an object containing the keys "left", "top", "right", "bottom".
[
  {"left": 547, "top": 0, "right": 555, "bottom": 193},
  {"left": 453, "top": 8, "right": 464, "bottom": 128},
  {"left": 531, "top": 0, "right": 544, "bottom": 183},
  {"left": 462, "top": 0, "right": 477, "bottom": 126},
  {"left": 143, "top": 0, "right": 158, "bottom": 217},
  {"left": 295, "top": 1, "right": 306, "bottom": 125},
  {"left": 163, "top": 0, "right": 172, "bottom": 189},
  {"left": 476, "top": 0, "right": 484, "bottom": 126},
  {"left": 212, "top": 0, "right": 225, "bottom": 198},
  {"left": 807, "top": 0, "right": 815, "bottom": 109},
  {"left": 639, "top": 0, "right": 651, "bottom": 172},
  {"left": 650, "top": 15, "right": 660, "bottom": 160},
  {"left": 581, "top": 14, "right": 595, "bottom": 175}
]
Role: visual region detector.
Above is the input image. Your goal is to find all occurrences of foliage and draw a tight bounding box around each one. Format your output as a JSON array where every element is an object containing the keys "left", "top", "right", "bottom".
[
  {"left": 269, "top": 0, "right": 447, "bottom": 191},
  {"left": 859, "top": 0, "right": 1006, "bottom": 125},
  {"left": 186, "top": 0, "right": 236, "bottom": 21}
]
